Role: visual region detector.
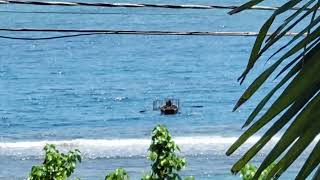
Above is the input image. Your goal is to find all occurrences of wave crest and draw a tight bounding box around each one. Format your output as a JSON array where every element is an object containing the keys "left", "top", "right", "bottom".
[{"left": 0, "top": 136, "right": 281, "bottom": 159}]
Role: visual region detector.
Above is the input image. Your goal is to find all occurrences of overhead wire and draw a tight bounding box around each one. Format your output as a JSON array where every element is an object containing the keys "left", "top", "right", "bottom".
[
  {"left": 0, "top": 10, "right": 199, "bottom": 16},
  {"left": 0, "top": 28, "right": 304, "bottom": 40},
  {"left": 0, "top": 1, "right": 313, "bottom": 40},
  {"left": 0, "top": 33, "right": 105, "bottom": 40},
  {"left": 0, "top": 0, "right": 316, "bottom": 11}
]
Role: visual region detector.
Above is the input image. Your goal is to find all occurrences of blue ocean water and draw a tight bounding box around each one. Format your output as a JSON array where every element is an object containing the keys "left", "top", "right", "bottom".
[{"left": 0, "top": 0, "right": 313, "bottom": 179}]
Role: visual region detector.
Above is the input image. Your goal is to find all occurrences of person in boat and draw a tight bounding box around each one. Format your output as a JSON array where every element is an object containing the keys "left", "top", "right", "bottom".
[
  {"left": 165, "top": 100, "right": 172, "bottom": 107},
  {"left": 161, "top": 100, "right": 178, "bottom": 114}
]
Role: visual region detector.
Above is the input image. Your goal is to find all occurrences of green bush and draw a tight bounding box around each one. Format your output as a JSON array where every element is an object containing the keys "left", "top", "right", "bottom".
[
  {"left": 240, "top": 163, "right": 275, "bottom": 180},
  {"left": 105, "top": 168, "right": 129, "bottom": 180},
  {"left": 28, "top": 125, "right": 194, "bottom": 180},
  {"left": 28, "top": 144, "right": 81, "bottom": 180},
  {"left": 183, "top": 176, "right": 195, "bottom": 180},
  {"left": 142, "top": 125, "right": 193, "bottom": 180}
]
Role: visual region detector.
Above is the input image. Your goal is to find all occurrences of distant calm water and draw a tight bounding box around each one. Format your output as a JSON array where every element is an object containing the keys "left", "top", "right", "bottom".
[{"left": 0, "top": 0, "right": 310, "bottom": 179}]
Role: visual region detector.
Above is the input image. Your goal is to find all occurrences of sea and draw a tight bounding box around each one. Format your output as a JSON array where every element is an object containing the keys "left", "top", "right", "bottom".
[{"left": 0, "top": 0, "right": 314, "bottom": 179}]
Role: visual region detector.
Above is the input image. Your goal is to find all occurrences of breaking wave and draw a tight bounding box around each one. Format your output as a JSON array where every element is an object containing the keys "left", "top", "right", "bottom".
[{"left": 0, "top": 136, "right": 286, "bottom": 159}]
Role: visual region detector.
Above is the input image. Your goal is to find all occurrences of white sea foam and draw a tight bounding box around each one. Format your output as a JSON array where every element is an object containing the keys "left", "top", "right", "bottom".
[
  {"left": 0, "top": 136, "right": 285, "bottom": 159},
  {"left": 2, "top": 135, "right": 318, "bottom": 159},
  {"left": 0, "top": 136, "right": 266, "bottom": 149}
]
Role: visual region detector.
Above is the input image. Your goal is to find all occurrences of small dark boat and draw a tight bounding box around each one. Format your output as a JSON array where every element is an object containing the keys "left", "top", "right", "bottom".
[
  {"left": 160, "top": 100, "right": 179, "bottom": 115},
  {"left": 160, "top": 105, "right": 178, "bottom": 115},
  {"left": 153, "top": 98, "right": 180, "bottom": 115}
]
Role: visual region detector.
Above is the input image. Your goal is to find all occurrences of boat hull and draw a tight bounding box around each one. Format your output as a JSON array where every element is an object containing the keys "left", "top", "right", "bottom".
[{"left": 160, "top": 107, "right": 178, "bottom": 115}]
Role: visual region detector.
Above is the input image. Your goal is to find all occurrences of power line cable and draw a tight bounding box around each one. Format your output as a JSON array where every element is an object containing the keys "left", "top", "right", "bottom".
[
  {"left": 0, "top": 28, "right": 303, "bottom": 40},
  {"left": 0, "top": 0, "right": 316, "bottom": 11},
  {"left": 0, "top": 10, "right": 205, "bottom": 16},
  {"left": 0, "top": 33, "right": 105, "bottom": 40}
]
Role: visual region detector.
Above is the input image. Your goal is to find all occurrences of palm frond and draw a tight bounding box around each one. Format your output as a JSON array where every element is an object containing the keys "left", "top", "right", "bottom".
[
  {"left": 227, "top": 0, "right": 320, "bottom": 179},
  {"left": 312, "top": 165, "right": 320, "bottom": 180}
]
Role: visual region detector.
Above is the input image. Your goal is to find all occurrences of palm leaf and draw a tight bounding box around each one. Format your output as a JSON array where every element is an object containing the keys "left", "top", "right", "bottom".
[
  {"left": 227, "top": 0, "right": 320, "bottom": 179},
  {"left": 274, "top": 36, "right": 319, "bottom": 79},
  {"left": 227, "top": 45, "right": 320, "bottom": 156},
  {"left": 265, "top": 124, "right": 319, "bottom": 179},
  {"left": 227, "top": 45, "right": 320, "bottom": 155},
  {"left": 261, "top": 1, "right": 320, "bottom": 57},
  {"left": 236, "top": 0, "right": 304, "bottom": 84},
  {"left": 253, "top": 91, "right": 320, "bottom": 178},
  {"left": 242, "top": 40, "right": 320, "bottom": 127},
  {"left": 230, "top": 82, "right": 320, "bottom": 173},
  {"left": 268, "top": 15, "right": 320, "bottom": 61},
  {"left": 312, "top": 165, "right": 320, "bottom": 180},
  {"left": 296, "top": 141, "right": 320, "bottom": 179},
  {"left": 228, "top": 0, "right": 265, "bottom": 15},
  {"left": 266, "top": 0, "right": 317, "bottom": 42},
  {"left": 232, "top": 26, "right": 320, "bottom": 112}
]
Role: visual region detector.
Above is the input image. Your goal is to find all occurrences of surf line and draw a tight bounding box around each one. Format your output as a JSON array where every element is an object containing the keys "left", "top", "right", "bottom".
[{"left": 0, "top": 136, "right": 282, "bottom": 149}]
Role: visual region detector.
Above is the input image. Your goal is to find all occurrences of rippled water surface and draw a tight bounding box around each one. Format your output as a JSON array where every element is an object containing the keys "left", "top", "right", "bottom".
[{"left": 0, "top": 0, "right": 310, "bottom": 179}]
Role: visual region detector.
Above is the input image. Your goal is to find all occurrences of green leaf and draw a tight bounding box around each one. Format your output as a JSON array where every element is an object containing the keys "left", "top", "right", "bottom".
[
  {"left": 312, "top": 165, "right": 320, "bottom": 180},
  {"left": 237, "top": 17, "right": 275, "bottom": 84},
  {"left": 230, "top": 82, "right": 319, "bottom": 173},
  {"left": 227, "top": 47, "right": 320, "bottom": 156},
  {"left": 229, "top": 0, "right": 320, "bottom": 179},
  {"left": 146, "top": 125, "right": 187, "bottom": 179},
  {"left": 265, "top": 123, "right": 320, "bottom": 179},
  {"left": 266, "top": 0, "right": 317, "bottom": 43},
  {"left": 268, "top": 15, "right": 320, "bottom": 61},
  {"left": 184, "top": 176, "right": 195, "bottom": 180},
  {"left": 105, "top": 168, "right": 129, "bottom": 180},
  {"left": 228, "top": 0, "right": 264, "bottom": 15},
  {"left": 296, "top": 140, "right": 320, "bottom": 179},
  {"left": 233, "top": 55, "right": 279, "bottom": 112},
  {"left": 236, "top": 0, "right": 303, "bottom": 84},
  {"left": 242, "top": 41, "right": 320, "bottom": 127},
  {"left": 28, "top": 144, "right": 81, "bottom": 180},
  {"left": 253, "top": 93, "right": 320, "bottom": 178},
  {"left": 241, "top": 60, "right": 298, "bottom": 127},
  {"left": 234, "top": 26, "right": 320, "bottom": 113},
  {"left": 260, "top": 1, "right": 319, "bottom": 57}
]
